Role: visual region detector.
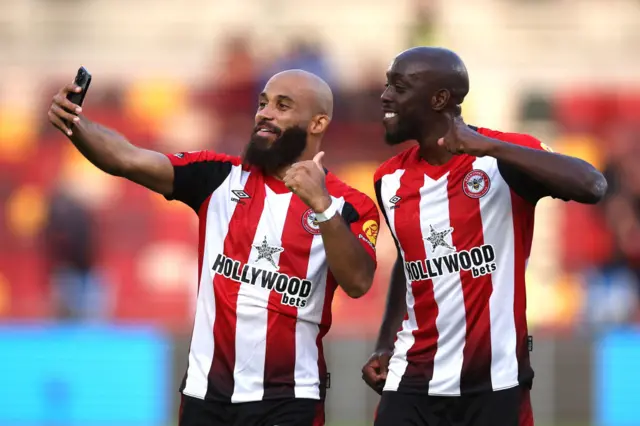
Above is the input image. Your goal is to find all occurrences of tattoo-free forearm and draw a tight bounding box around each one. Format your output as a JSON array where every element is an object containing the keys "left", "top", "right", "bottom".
[
  {"left": 319, "top": 215, "right": 375, "bottom": 298},
  {"left": 69, "top": 116, "right": 139, "bottom": 176},
  {"left": 486, "top": 138, "right": 608, "bottom": 204},
  {"left": 69, "top": 116, "right": 174, "bottom": 195},
  {"left": 375, "top": 255, "right": 407, "bottom": 352}
]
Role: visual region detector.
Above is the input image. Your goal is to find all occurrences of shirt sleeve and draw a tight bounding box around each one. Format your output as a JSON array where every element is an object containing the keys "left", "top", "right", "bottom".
[
  {"left": 164, "top": 150, "right": 241, "bottom": 212},
  {"left": 492, "top": 132, "right": 564, "bottom": 205},
  {"left": 340, "top": 192, "right": 380, "bottom": 265}
]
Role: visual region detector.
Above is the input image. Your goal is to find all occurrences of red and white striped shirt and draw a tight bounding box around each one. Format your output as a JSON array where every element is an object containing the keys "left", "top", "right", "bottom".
[
  {"left": 375, "top": 127, "right": 550, "bottom": 396},
  {"left": 165, "top": 150, "right": 379, "bottom": 403}
]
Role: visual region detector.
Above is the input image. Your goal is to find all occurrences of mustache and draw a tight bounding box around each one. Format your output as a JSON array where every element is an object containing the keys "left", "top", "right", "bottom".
[{"left": 252, "top": 121, "right": 282, "bottom": 136}]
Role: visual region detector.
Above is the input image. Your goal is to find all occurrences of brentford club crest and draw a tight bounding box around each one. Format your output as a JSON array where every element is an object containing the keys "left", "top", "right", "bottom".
[
  {"left": 302, "top": 209, "right": 321, "bottom": 235},
  {"left": 462, "top": 169, "right": 491, "bottom": 199}
]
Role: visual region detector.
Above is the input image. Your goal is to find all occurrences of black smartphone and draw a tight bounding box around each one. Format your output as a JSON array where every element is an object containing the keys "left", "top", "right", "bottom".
[{"left": 67, "top": 66, "right": 92, "bottom": 107}]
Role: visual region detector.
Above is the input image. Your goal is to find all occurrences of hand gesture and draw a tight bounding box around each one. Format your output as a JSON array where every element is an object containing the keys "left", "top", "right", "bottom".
[
  {"left": 284, "top": 152, "right": 332, "bottom": 213},
  {"left": 361, "top": 350, "right": 392, "bottom": 395},
  {"left": 48, "top": 83, "right": 83, "bottom": 136},
  {"left": 437, "top": 111, "right": 493, "bottom": 157}
]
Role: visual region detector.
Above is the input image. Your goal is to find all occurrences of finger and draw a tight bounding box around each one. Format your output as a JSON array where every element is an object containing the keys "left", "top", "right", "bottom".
[
  {"left": 313, "top": 151, "right": 325, "bottom": 170},
  {"left": 51, "top": 104, "right": 80, "bottom": 125},
  {"left": 48, "top": 110, "right": 73, "bottom": 136},
  {"left": 53, "top": 93, "right": 83, "bottom": 114},
  {"left": 65, "top": 83, "right": 82, "bottom": 94}
]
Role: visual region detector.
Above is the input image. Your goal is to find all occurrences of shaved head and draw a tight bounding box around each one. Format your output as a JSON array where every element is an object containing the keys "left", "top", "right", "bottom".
[
  {"left": 266, "top": 69, "right": 334, "bottom": 119},
  {"left": 244, "top": 69, "right": 333, "bottom": 175},
  {"left": 381, "top": 47, "right": 470, "bottom": 145},
  {"left": 392, "top": 47, "right": 469, "bottom": 105}
]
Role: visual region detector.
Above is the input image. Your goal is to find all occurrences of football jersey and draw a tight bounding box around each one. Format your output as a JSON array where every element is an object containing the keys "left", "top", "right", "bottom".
[
  {"left": 375, "top": 127, "right": 554, "bottom": 396},
  {"left": 164, "top": 150, "right": 379, "bottom": 403}
]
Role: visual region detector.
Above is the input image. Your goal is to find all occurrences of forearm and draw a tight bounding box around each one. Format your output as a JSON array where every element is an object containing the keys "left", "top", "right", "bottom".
[
  {"left": 486, "top": 137, "right": 607, "bottom": 203},
  {"left": 374, "top": 256, "right": 406, "bottom": 352},
  {"left": 318, "top": 215, "right": 375, "bottom": 298},
  {"left": 69, "top": 116, "right": 138, "bottom": 176}
]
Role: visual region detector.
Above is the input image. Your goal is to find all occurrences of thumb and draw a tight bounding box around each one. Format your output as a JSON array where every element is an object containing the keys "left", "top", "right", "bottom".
[{"left": 313, "top": 151, "right": 325, "bottom": 170}]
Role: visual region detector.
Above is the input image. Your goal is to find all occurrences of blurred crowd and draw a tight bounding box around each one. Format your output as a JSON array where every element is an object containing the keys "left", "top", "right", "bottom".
[{"left": 1, "top": 25, "right": 639, "bottom": 336}]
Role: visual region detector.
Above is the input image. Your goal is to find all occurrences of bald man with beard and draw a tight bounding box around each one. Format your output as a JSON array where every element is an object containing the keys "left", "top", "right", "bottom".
[{"left": 48, "top": 69, "right": 380, "bottom": 426}]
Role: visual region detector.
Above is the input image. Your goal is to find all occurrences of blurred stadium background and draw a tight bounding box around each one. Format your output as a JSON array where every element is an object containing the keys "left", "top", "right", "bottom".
[{"left": 1, "top": 0, "right": 639, "bottom": 425}]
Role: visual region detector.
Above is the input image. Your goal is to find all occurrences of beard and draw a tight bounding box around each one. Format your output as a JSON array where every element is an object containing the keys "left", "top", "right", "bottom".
[
  {"left": 384, "top": 119, "right": 417, "bottom": 145},
  {"left": 243, "top": 124, "right": 308, "bottom": 175}
]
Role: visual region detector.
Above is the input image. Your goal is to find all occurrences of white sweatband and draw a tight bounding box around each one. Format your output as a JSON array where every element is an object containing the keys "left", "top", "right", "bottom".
[{"left": 314, "top": 198, "right": 339, "bottom": 223}]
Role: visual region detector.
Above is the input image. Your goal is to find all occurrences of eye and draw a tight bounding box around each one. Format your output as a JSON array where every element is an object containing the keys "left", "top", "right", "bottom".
[
  {"left": 258, "top": 100, "right": 267, "bottom": 109},
  {"left": 277, "top": 102, "right": 290, "bottom": 111}
]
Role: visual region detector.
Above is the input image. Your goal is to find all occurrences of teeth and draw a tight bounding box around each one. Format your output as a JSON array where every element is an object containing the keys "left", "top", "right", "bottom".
[{"left": 385, "top": 112, "right": 397, "bottom": 119}]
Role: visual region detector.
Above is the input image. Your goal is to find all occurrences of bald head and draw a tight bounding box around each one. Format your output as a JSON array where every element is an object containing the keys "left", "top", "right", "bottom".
[
  {"left": 391, "top": 47, "right": 469, "bottom": 104},
  {"left": 381, "top": 47, "right": 470, "bottom": 145},
  {"left": 266, "top": 69, "right": 334, "bottom": 119}
]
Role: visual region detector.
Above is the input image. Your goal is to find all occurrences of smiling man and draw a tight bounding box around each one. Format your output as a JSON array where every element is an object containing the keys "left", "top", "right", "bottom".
[
  {"left": 48, "top": 69, "right": 379, "bottom": 426},
  {"left": 361, "top": 47, "right": 607, "bottom": 426}
]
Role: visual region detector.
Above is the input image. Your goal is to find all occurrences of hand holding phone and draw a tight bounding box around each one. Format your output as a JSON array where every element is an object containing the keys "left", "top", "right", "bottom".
[
  {"left": 67, "top": 66, "right": 92, "bottom": 107},
  {"left": 48, "top": 66, "right": 92, "bottom": 135}
]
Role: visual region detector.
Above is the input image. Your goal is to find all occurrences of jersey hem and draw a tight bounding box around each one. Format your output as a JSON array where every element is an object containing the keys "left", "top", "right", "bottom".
[
  {"left": 180, "top": 390, "right": 323, "bottom": 403},
  {"left": 382, "top": 382, "right": 522, "bottom": 396}
]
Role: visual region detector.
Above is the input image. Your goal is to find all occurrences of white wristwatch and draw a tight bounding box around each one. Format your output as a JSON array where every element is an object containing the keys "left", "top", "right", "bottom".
[{"left": 314, "top": 198, "right": 339, "bottom": 223}]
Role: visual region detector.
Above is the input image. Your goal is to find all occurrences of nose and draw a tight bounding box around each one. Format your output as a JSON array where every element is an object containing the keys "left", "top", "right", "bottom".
[
  {"left": 380, "top": 86, "right": 393, "bottom": 104},
  {"left": 256, "top": 104, "right": 275, "bottom": 123}
]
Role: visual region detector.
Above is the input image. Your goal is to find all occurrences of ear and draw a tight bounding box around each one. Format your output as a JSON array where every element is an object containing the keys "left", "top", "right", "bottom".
[
  {"left": 308, "top": 114, "right": 331, "bottom": 136},
  {"left": 431, "top": 89, "right": 451, "bottom": 111}
]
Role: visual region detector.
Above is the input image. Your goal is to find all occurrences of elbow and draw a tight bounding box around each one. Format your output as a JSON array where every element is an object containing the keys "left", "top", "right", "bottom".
[
  {"left": 580, "top": 171, "right": 608, "bottom": 204},
  {"left": 343, "top": 271, "right": 375, "bottom": 299}
]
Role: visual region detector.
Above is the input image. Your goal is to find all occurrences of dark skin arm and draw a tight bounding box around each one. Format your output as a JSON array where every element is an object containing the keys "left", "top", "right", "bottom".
[
  {"left": 284, "top": 153, "right": 376, "bottom": 298},
  {"left": 438, "top": 114, "right": 608, "bottom": 204},
  {"left": 362, "top": 250, "right": 406, "bottom": 394},
  {"left": 47, "top": 83, "right": 174, "bottom": 196}
]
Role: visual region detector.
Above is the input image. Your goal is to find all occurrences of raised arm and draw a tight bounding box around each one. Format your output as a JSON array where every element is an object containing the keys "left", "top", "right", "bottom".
[
  {"left": 48, "top": 82, "right": 174, "bottom": 196},
  {"left": 283, "top": 152, "right": 378, "bottom": 298}
]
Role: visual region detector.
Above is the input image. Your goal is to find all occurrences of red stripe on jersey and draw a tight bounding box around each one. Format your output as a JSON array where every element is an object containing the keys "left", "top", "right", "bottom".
[
  {"left": 207, "top": 172, "right": 266, "bottom": 401},
  {"left": 263, "top": 197, "right": 314, "bottom": 399},
  {"left": 447, "top": 160, "right": 494, "bottom": 393},
  {"left": 318, "top": 271, "right": 337, "bottom": 399},
  {"left": 395, "top": 170, "right": 439, "bottom": 388},
  {"left": 510, "top": 189, "right": 535, "bottom": 386}
]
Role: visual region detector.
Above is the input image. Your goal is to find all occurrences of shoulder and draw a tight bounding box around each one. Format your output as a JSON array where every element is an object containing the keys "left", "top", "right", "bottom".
[
  {"left": 166, "top": 150, "right": 243, "bottom": 167},
  {"left": 473, "top": 126, "right": 552, "bottom": 152},
  {"left": 326, "top": 173, "right": 378, "bottom": 219},
  {"left": 373, "top": 145, "right": 419, "bottom": 183}
]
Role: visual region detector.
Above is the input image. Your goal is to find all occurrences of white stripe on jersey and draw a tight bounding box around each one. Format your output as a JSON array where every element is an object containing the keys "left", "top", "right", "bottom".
[
  {"left": 379, "top": 170, "right": 417, "bottom": 392},
  {"left": 294, "top": 196, "right": 344, "bottom": 399},
  {"left": 184, "top": 165, "right": 249, "bottom": 399},
  {"left": 422, "top": 173, "right": 467, "bottom": 395},
  {"left": 231, "top": 187, "right": 293, "bottom": 402},
  {"left": 475, "top": 157, "right": 518, "bottom": 389}
]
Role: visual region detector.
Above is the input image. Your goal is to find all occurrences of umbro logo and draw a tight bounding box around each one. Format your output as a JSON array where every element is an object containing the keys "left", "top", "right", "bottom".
[
  {"left": 231, "top": 189, "right": 250, "bottom": 204},
  {"left": 389, "top": 195, "right": 401, "bottom": 210}
]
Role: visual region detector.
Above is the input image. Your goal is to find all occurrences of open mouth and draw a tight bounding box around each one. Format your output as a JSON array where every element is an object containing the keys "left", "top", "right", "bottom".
[
  {"left": 254, "top": 124, "right": 280, "bottom": 138},
  {"left": 384, "top": 112, "right": 398, "bottom": 119}
]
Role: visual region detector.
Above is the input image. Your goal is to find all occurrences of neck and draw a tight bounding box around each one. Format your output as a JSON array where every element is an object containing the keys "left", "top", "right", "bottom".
[{"left": 417, "top": 118, "right": 452, "bottom": 166}]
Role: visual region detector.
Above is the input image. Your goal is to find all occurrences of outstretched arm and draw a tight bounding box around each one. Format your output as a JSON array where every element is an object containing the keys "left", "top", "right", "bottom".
[{"left": 48, "top": 82, "right": 174, "bottom": 196}]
